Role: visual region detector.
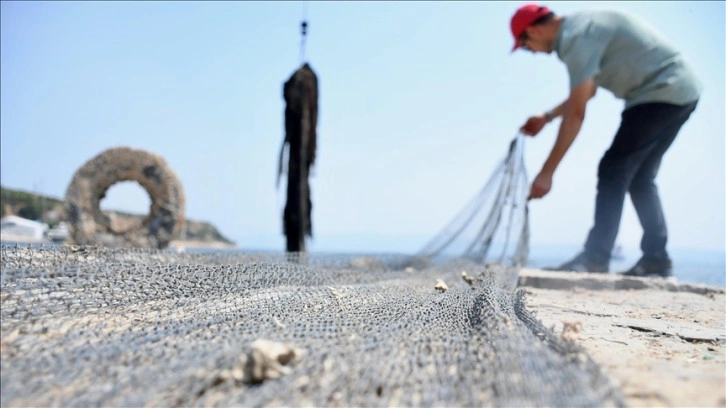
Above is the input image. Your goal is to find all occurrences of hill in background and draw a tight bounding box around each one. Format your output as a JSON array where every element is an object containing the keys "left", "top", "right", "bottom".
[{"left": 0, "top": 185, "right": 235, "bottom": 246}]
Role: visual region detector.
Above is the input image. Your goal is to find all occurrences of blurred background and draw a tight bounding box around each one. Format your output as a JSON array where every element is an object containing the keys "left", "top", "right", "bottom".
[{"left": 1, "top": 1, "right": 723, "bottom": 283}]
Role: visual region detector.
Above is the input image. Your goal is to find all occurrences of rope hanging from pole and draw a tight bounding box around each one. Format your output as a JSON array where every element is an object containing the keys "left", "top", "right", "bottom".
[{"left": 299, "top": 1, "right": 308, "bottom": 64}]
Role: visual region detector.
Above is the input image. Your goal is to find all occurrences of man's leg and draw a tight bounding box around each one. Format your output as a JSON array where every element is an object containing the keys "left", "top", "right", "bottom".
[
  {"left": 628, "top": 101, "right": 698, "bottom": 262},
  {"left": 555, "top": 106, "right": 655, "bottom": 272},
  {"left": 581, "top": 101, "right": 697, "bottom": 269}
]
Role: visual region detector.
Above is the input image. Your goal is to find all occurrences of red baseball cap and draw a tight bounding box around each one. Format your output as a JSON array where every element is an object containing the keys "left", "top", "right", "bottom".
[{"left": 510, "top": 3, "right": 552, "bottom": 51}]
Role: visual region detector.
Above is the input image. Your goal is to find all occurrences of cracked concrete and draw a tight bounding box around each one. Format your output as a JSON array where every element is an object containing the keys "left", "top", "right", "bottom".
[{"left": 519, "top": 268, "right": 726, "bottom": 407}]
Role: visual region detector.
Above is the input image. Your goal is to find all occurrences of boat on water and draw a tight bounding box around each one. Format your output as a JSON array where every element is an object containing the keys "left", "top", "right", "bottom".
[
  {"left": 0, "top": 215, "right": 48, "bottom": 243},
  {"left": 47, "top": 222, "right": 70, "bottom": 243}
]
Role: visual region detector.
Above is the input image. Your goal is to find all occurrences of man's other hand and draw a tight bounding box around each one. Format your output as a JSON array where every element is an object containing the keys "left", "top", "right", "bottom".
[
  {"left": 520, "top": 114, "right": 548, "bottom": 136},
  {"left": 528, "top": 171, "right": 553, "bottom": 200}
]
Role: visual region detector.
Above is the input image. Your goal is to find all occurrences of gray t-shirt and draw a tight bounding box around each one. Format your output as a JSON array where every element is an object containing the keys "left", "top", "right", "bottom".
[{"left": 553, "top": 9, "right": 702, "bottom": 109}]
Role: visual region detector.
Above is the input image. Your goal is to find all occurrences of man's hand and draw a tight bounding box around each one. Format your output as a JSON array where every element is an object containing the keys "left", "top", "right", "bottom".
[
  {"left": 528, "top": 171, "right": 553, "bottom": 200},
  {"left": 520, "top": 114, "right": 549, "bottom": 137}
]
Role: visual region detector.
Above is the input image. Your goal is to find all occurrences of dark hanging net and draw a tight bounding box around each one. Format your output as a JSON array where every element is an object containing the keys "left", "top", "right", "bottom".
[{"left": 278, "top": 63, "right": 318, "bottom": 253}]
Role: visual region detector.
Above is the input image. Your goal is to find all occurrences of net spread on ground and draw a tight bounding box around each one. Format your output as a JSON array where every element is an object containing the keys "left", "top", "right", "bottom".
[{"left": 0, "top": 135, "right": 626, "bottom": 406}]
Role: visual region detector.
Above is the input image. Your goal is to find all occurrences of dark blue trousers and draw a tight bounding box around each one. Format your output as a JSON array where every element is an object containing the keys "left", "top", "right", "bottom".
[{"left": 584, "top": 100, "right": 698, "bottom": 264}]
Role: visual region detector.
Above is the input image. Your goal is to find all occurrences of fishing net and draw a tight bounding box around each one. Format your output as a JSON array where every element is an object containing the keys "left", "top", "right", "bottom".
[
  {"left": 0, "top": 244, "right": 625, "bottom": 407},
  {"left": 418, "top": 133, "right": 530, "bottom": 267},
  {"left": 278, "top": 63, "right": 318, "bottom": 253},
  {"left": 0, "top": 134, "right": 625, "bottom": 407}
]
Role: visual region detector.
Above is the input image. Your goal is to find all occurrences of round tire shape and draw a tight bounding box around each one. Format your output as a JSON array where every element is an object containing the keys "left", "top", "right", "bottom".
[{"left": 65, "top": 147, "right": 186, "bottom": 249}]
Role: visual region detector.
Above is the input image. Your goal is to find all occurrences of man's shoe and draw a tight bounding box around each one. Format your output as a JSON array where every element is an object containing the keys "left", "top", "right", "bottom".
[
  {"left": 618, "top": 257, "right": 674, "bottom": 279},
  {"left": 544, "top": 252, "right": 609, "bottom": 273}
]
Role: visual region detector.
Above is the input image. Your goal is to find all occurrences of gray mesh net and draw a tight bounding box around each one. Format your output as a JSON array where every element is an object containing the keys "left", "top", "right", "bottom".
[
  {"left": 0, "top": 132, "right": 626, "bottom": 406},
  {"left": 1, "top": 245, "right": 626, "bottom": 407},
  {"left": 419, "top": 133, "right": 530, "bottom": 267}
]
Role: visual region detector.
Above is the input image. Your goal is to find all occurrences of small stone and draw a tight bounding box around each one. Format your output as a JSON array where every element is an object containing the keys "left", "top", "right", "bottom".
[
  {"left": 245, "top": 339, "right": 303, "bottom": 384},
  {"left": 461, "top": 271, "right": 475, "bottom": 286}
]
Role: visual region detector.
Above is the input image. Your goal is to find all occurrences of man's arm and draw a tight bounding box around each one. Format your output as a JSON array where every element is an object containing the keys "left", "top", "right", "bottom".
[
  {"left": 544, "top": 99, "right": 568, "bottom": 123},
  {"left": 519, "top": 84, "right": 596, "bottom": 136},
  {"left": 528, "top": 79, "right": 597, "bottom": 199},
  {"left": 545, "top": 81, "right": 597, "bottom": 122},
  {"left": 541, "top": 79, "right": 595, "bottom": 173}
]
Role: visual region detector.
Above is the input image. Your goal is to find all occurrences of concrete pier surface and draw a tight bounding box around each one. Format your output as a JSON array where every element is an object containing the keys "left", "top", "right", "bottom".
[{"left": 519, "top": 268, "right": 726, "bottom": 408}]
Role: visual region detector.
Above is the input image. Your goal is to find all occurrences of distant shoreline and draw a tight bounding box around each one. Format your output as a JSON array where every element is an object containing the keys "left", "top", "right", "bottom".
[
  {"left": 168, "top": 240, "right": 237, "bottom": 250},
  {"left": 0, "top": 234, "right": 237, "bottom": 251}
]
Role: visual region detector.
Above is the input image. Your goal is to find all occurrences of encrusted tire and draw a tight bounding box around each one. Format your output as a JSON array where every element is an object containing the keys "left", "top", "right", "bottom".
[{"left": 65, "top": 147, "right": 186, "bottom": 249}]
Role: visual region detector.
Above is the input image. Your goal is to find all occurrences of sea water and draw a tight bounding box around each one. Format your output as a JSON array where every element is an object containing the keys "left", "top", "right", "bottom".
[
  {"left": 527, "top": 245, "right": 726, "bottom": 287},
  {"left": 194, "top": 244, "right": 725, "bottom": 288}
]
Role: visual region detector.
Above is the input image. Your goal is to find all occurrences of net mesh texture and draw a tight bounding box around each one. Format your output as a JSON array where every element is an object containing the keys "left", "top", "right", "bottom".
[
  {"left": 1, "top": 134, "right": 626, "bottom": 407},
  {"left": 1, "top": 246, "right": 625, "bottom": 407}
]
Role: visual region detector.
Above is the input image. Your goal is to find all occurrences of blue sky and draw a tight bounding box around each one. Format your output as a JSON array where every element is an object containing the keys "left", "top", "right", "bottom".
[{"left": 1, "top": 1, "right": 724, "bottom": 257}]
